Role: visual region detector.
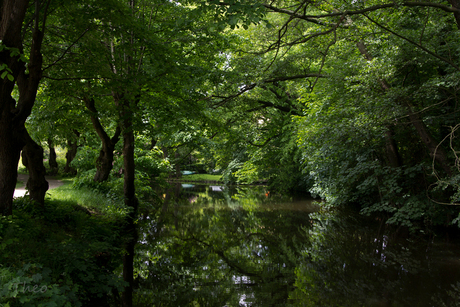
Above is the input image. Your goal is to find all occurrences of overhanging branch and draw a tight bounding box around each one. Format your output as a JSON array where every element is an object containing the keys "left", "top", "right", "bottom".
[{"left": 264, "top": 2, "right": 460, "bottom": 20}]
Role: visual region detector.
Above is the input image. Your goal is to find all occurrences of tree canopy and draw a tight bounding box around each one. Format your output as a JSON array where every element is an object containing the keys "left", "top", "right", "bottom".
[
  {"left": 2, "top": 0, "right": 460, "bottom": 305},
  {"left": 0, "top": 0, "right": 458, "bottom": 231}
]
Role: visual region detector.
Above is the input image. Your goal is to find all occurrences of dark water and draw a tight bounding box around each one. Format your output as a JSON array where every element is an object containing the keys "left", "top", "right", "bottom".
[{"left": 134, "top": 183, "right": 460, "bottom": 307}]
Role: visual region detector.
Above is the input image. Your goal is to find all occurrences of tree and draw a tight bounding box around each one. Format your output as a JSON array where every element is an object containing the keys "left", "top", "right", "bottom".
[
  {"left": 197, "top": 0, "right": 460, "bottom": 227},
  {"left": 83, "top": 96, "right": 121, "bottom": 182},
  {"left": 0, "top": 0, "right": 52, "bottom": 215}
]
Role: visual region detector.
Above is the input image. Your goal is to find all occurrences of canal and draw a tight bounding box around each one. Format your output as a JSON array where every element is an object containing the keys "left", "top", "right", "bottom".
[{"left": 134, "top": 183, "right": 460, "bottom": 306}]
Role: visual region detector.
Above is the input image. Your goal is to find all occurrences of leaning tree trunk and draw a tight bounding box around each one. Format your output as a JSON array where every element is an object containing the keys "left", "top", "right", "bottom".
[
  {"left": 406, "top": 103, "right": 453, "bottom": 176},
  {"left": 22, "top": 132, "right": 49, "bottom": 205},
  {"left": 0, "top": 0, "right": 47, "bottom": 215},
  {"left": 84, "top": 96, "right": 121, "bottom": 182},
  {"left": 357, "top": 41, "right": 453, "bottom": 175},
  {"left": 94, "top": 143, "right": 117, "bottom": 182}
]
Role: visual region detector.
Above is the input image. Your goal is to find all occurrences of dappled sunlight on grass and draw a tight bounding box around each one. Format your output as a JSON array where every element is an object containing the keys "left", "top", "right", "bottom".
[{"left": 46, "top": 180, "right": 130, "bottom": 220}]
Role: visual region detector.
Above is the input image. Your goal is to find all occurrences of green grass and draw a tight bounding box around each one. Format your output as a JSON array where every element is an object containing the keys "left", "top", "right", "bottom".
[
  {"left": 4, "top": 181, "right": 126, "bottom": 306},
  {"left": 182, "top": 174, "right": 222, "bottom": 182},
  {"left": 46, "top": 179, "right": 129, "bottom": 220}
]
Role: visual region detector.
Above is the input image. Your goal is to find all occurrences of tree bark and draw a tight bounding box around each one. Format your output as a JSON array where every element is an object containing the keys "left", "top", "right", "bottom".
[
  {"left": 48, "top": 138, "right": 58, "bottom": 175},
  {"left": 406, "top": 103, "right": 452, "bottom": 176},
  {"left": 385, "top": 126, "right": 402, "bottom": 168},
  {"left": 358, "top": 41, "right": 453, "bottom": 175},
  {"left": 121, "top": 132, "right": 138, "bottom": 307},
  {"left": 64, "top": 133, "right": 79, "bottom": 175},
  {"left": 0, "top": 112, "right": 23, "bottom": 215},
  {"left": 0, "top": 0, "right": 46, "bottom": 215},
  {"left": 22, "top": 132, "right": 48, "bottom": 205},
  {"left": 115, "top": 93, "right": 139, "bottom": 307},
  {"left": 84, "top": 96, "right": 121, "bottom": 182}
]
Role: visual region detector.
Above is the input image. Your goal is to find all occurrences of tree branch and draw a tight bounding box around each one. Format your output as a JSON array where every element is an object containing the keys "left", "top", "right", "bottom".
[
  {"left": 266, "top": 2, "right": 460, "bottom": 20},
  {"left": 364, "top": 14, "right": 460, "bottom": 72},
  {"left": 247, "top": 133, "right": 282, "bottom": 148},
  {"left": 43, "top": 26, "right": 92, "bottom": 72},
  {"left": 212, "top": 74, "right": 327, "bottom": 108}
]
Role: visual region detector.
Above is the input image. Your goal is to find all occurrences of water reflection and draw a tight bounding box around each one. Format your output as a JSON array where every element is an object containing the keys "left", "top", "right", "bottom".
[{"left": 134, "top": 184, "right": 460, "bottom": 307}]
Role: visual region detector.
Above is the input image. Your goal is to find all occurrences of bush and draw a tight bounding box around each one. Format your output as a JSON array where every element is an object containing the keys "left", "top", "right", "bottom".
[
  {"left": 2, "top": 197, "right": 127, "bottom": 306},
  {"left": 134, "top": 147, "right": 171, "bottom": 177},
  {"left": 0, "top": 263, "right": 80, "bottom": 307},
  {"left": 70, "top": 146, "right": 99, "bottom": 173}
]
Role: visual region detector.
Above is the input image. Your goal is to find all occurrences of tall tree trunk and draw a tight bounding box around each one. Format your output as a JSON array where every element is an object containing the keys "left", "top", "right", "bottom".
[
  {"left": 0, "top": 111, "right": 23, "bottom": 215},
  {"left": 22, "top": 132, "right": 48, "bottom": 205},
  {"left": 121, "top": 129, "right": 138, "bottom": 307},
  {"left": 48, "top": 138, "right": 58, "bottom": 175},
  {"left": 84, "top": 96, "right": 121, "bottom": 182},
  {"left": 116, "top": 94, "right": 138, "bottom": 307}
]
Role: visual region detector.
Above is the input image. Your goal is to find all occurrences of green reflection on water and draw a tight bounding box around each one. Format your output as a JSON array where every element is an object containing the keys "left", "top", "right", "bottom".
[{"left": 134, "top": 184, "right": 460, "bottom": 307}]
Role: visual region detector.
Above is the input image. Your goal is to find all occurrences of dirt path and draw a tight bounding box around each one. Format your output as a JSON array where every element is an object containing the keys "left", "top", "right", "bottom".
[{"left": 14, "top": 174, "right": 64, "bottom": 198}]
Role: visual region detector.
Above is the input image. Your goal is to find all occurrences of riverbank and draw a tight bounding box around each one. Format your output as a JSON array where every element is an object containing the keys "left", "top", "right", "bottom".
[{"left": 4, "top": 177, "right": 126, "bottom": 306}]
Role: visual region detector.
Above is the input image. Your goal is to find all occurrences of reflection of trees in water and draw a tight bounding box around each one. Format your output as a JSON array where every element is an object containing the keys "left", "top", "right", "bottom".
[
  {"left": 134, "top": 186, "right": 460, "bottom": 306},
  {"left": 135, "top": 184, "right": 313, "bottom": 306},
  {"left": 292, "top": 209, "right": 460, "bottom": 307}
]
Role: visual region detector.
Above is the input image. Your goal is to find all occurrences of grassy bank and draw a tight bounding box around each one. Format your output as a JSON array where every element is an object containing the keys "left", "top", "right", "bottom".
[
  {"left": 2, "top": 179, "right": 127, "bottom": 306},
  {"left": 178, "top": 174, "right": 223, "bottom": 183},
  {"left": 46, "top": 179, "right": 129, "bottom": 219}
]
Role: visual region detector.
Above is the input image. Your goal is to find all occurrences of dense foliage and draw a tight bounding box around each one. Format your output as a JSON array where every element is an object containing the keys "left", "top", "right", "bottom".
[{"left": 2, "top": 0, "right": 460, "bottom": 305}]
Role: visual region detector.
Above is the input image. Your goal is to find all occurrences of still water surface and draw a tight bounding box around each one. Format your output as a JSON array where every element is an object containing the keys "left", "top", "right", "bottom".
[{"left": 135, "top": 184, "right": 460, "bottom": 306}]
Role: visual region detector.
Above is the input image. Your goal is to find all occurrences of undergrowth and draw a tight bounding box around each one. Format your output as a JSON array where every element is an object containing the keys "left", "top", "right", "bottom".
[{"left": 1, "top": 183, "right": 128, "bottom": 306}]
